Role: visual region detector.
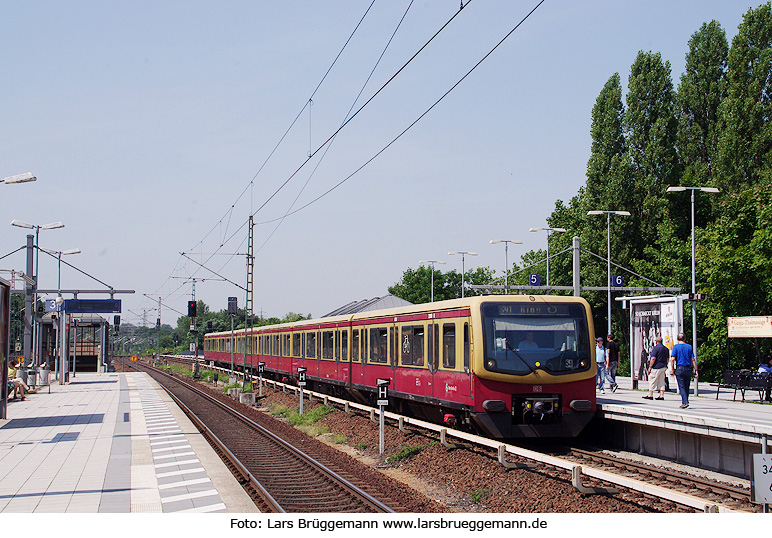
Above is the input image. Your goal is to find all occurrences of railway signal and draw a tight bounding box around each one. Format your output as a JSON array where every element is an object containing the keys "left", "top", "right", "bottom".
[
  {"left": 297, "top": 367, "right": 307, "bottom": 414},
  {"left": 377, "top": 378, "right": 390, "bottom": 454}
]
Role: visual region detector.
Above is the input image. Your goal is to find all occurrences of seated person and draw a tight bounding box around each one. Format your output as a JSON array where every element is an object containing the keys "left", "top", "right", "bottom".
[
  {"left": 758, "top": 355, "right": 772, "bottom": 374},
  {"left": 7, "top": 366, "right": 30, "bottom": 401},
  {"left": 517, "top": 332, "right": 539, "bottom": 349}
]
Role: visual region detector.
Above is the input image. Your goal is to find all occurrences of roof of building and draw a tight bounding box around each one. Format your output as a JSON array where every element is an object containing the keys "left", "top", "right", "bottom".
[{"left": 322, "top": 295, "right": 413, "bottom": 317}]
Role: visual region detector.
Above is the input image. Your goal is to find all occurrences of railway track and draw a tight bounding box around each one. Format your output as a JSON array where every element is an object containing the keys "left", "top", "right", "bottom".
[
  {"left": 122, "top": 358, "right": 394, "bottom": 513},
  {"left": 146, "top": 356, "right": 759, "bottom": 512},
  {"left": 562, "top": 446, "right": 756, "bottom": 512}
]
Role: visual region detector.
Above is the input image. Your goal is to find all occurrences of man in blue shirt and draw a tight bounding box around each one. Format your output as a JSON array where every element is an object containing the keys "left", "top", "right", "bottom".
[
  {"left": 670, "top": 332, "right": 699, "bottom": 408},
  {"left": 595, "top": 337, "right": 618, "bottom": 394}
]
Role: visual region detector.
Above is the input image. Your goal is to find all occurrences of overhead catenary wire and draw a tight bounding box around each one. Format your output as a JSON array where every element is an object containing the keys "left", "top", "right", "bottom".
[
  {"left": 146, "top": 1, "right": 382, "bottom": 316},
  {"left": 254, "top": 0, "right": 546, "bottom": 226},
  {"left": 153, "top": 1, "right": 546, "bottom": 317}
]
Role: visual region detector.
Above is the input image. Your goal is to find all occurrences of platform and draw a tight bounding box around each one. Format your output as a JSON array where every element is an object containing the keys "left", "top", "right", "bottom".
[
  {"left": 594, "top": 377, "right": 772, "bottom": 478},
  {"left": 0, "top": 372, "right": 257, "bottom": 513}
]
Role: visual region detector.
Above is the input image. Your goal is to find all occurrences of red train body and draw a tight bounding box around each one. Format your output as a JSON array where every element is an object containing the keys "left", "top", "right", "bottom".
[{"left": 203, "top": 295, "right": 597, "bottom": 438}]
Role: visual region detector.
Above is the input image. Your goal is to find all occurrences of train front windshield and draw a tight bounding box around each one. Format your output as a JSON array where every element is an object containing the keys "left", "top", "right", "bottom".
[{"left": 481, "top": 302, "right": 592, "bottom": 376}]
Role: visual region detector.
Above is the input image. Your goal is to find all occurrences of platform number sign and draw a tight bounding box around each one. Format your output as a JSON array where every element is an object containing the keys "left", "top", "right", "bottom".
[
  {"left": 297, "top": 367, "right": 307, "bottom": 387},
  {"left": 612, "top": 275, "right": 624, "bottom": 287},
  {"left": 377, "top": 378, "right": 390, "bottom": 407},
  {"left": 751, "top": 454, "right": 772, "bottom": 504},
  {"left": 529, "top": 274, "right": 542, "bottom": 286}
]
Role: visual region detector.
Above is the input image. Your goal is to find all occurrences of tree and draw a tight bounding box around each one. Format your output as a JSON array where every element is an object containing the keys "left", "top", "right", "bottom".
[
  {"left": 388, "top": 266, "right": 495, "bottom": 303},
  {"left": 717, "top": 3, "right": 772, "bottom": 190},
  {"left": 624, "top": 51, "right": 680, "bottom": 258}
]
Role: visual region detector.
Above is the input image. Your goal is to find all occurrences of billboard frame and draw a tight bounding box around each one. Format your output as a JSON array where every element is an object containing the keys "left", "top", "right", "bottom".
[{"left": 624, "top": 295, "right": 684, "bottom": 389}]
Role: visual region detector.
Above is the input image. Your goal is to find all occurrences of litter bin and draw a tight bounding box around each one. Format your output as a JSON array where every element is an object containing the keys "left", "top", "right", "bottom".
[
  {"left": 38, "top": 367, "right": 49, "bottom": 386},
  {"left": 27, "top": 368, "right": 37, "bottom": 389}
]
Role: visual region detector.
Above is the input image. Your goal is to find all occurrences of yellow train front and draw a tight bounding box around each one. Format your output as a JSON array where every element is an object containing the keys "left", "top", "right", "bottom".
[{"left": 203, "top": 295, "right": 597, "bottom": 439}]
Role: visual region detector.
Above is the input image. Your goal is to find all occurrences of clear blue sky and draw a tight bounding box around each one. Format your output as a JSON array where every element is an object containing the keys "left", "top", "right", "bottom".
[{"left": 1, "top": 1, "right": 750, "bottom": 325}]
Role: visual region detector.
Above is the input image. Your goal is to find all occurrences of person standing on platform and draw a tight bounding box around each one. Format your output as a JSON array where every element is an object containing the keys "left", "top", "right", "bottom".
[
  {"left": 643, "top": 336, "right": 669, "bottom": 400},
  {"left": 596, "top": 337, "right": 618, "bottom": 394},
  {"left": 670, "top": 332, "right": 698, "bottom": 408},
  {"left": 606, "top": 334, "right": 620, "bottom": 385}
]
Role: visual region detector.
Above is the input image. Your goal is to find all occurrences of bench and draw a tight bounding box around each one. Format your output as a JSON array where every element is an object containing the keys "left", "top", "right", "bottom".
[{"left": 716, "top": 369, "right": 771, "bottom": 402}]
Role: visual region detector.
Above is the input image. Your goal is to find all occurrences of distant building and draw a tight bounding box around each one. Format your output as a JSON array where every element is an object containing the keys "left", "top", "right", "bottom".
[{"left": 322, "top": 295, "right": 413, "bottom": 317}]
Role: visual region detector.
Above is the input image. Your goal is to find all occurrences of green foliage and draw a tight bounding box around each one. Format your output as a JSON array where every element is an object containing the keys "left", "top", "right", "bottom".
[
  {"left": 388, "top": 266, "right": 495, "bottom": 303},
  {"left": 469, "top": 487, "right": 492, "bottom": 504},
  {"left": 268, "top": 403, "right": 333, "bottom": 427},
  {"left": 385, "top": 444, "right": 426, "bottom": 463},
  {"left": 515, "top": 3, "right": 772, "bottom": 381}
]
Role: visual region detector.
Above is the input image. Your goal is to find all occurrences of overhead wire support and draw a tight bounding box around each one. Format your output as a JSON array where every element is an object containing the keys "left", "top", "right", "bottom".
[
  {"left": 245, "top": 215, "right": 255, "bottom": 384},
  {"left": 179, "top": 253, "right": 247, "bottom": 291}
]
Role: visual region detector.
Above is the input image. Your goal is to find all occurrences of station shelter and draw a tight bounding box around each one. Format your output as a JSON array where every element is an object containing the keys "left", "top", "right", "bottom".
[{"left": 38, "top": 312, "right": 111, "bottom": 376}]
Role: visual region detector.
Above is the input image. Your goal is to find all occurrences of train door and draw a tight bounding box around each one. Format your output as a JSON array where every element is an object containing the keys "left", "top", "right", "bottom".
[
  {"left": 350, "top": 325, "right": 366, "bottom": 389},
  {"left": 338, "top": 326, "right": 350, "bottom": 386},
  {"left": 433, "top": 319, "right": 472, "bottom": 403}
]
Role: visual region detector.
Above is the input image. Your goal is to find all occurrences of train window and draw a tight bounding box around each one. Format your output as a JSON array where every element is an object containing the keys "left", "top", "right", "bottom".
[
  {"left": 322, "top": 331, "right": 334, "bottom": 359},
  {"left": 400, "top": 325, "right": 425, "bottom": 366},
  {"left": 352, "top": 329, "right": 360, "bottom": 362},
  {"left": 334, "top": 331, "right": 340, "bottom": 361},
  {"left": 292, "top": 333, "right": 301, "bottom": 357},
  {"left": 369, "top": 327, "right": 388, "bottom": 363},
  {"left": 443, "top": 324, "right": 456, "bottom": 369},
  {"left": 306, "top": 332, "right": 317, "bottom": 359},
  {"left": 341, "top": 331, "right": 348, "bottom": 361},
  {"left": 283, "top": 334, "right": 291, "bottom": 357}
]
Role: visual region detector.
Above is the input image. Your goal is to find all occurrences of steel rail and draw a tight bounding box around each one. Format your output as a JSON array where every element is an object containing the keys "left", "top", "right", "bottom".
[
  {"left": 135, "top": 359, "right": 393, "bottom": 513},
  {"left": 163, "top": 354, "right": 745, "bottom": 513}
]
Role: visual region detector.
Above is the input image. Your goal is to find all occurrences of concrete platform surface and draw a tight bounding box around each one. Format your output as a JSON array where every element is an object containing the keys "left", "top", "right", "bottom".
[{"left": 0, "top": 371, "right": 257, "bottom": 513}]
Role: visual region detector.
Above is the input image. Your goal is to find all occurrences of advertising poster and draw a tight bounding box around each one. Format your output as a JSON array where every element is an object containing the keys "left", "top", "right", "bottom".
[
  {"left": 0, "top": 279, "right": 10, "bottom": 415},
  {"left": 629, "top": 297, "right": 682, "bottom": 386}
]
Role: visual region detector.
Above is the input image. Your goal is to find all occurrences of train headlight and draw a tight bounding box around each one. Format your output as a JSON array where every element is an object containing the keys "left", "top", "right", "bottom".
[{"left": 486, "top": 358, "right": 497, "bottom": 370}]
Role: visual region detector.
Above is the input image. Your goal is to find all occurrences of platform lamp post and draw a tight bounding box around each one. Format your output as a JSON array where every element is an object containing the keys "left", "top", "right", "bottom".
[
  {"left": 448, "top": 251, "right": 477, "bottom": 299},
  {"left": 528, "top": 227, "right": 566, "bottom": 289},
  {"left": 40, "top": 247, "right": 80, "bottom": 384},
  {"left": 418, "top": 260, "right": 445, "bottom": 302},
  {"left": 666, "top": 186, "right": 719, "bottom": 396},
  {"left": 11, "top": 219, "right": 64, "bottom": 368},
  {"left": 587, "top": 211, "right": 630, "bottom": 336},
  {"left": 489, "top": 240, "right": 522, "bottom": 294},
  {"left": 41, "top": 247, "right": 80, "bottom": 381}
]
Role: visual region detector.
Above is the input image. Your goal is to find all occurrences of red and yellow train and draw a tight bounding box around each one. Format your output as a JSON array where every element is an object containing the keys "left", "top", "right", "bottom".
[{"left": 203, "top": 295, "right": 597, "bottom": 438}]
